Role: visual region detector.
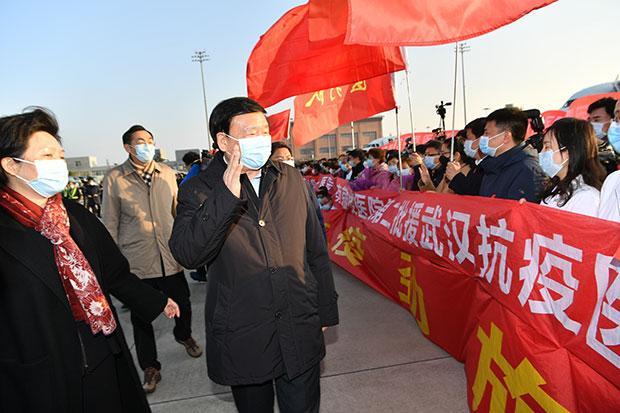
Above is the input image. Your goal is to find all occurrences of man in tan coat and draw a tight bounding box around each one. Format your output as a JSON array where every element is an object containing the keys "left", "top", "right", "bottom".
[{"left": 102, "top": 125, "right": 201, "bottom": 394}]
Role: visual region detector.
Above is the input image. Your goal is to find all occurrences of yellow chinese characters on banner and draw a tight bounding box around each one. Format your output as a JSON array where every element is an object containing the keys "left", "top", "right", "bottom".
[
  {"left": 472, "top": 323, "right": 569, "bottom": 413},
  {"left": 304, "top": 81, "right": 368, "bottom": 108},
  {"left": 398, "top": 252, "right": 430, "bottom": 335},
  {"left": 331, "top": 227, "right": 366, "bottom": 266}
]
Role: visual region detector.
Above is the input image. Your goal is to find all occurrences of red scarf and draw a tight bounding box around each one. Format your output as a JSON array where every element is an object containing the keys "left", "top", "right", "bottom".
[{"left": 0, "top": 187, "right": 117, "bottom": 336}]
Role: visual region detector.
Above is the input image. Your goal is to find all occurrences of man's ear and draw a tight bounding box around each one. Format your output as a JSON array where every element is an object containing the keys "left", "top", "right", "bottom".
[
  {"left": 123, "top": 143, "right": 133, "bottom": 155},
  {"left": 216, "top": 132, "right": 228, "bottom": 152}
]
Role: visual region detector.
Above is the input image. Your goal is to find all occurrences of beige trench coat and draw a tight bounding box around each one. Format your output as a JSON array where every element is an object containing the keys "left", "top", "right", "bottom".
[{"left": 102, "top": 159, "right": 183, "bottom": 279}]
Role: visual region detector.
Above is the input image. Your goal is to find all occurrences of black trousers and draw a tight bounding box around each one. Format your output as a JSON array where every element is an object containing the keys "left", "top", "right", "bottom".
[
  {"left": 231, "top": 363, "right": 321, "bottom": 413},
  {"left": 130, "top": 271, "right": 192, "bottom": 371}
]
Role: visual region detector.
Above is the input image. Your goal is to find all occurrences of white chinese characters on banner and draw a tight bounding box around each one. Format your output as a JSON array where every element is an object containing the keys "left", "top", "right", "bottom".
[
  {"left": 444, "top": 211, "right": 475, "bottom": 265},
  {"left": 518, "top": 233, "right": 583, "bottom": 335},
  {"left": 420, "top": 206, "right": 444, "bottom": 256},
  {"left": 477, "top": 216, "right": 515, "bottom": 294},
  {"left": 587, "top": 254, "right": 620, "bottom": 368}
]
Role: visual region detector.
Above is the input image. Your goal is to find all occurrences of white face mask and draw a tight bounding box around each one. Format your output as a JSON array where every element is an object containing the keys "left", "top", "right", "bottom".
[
  {"left": 12, "top": 158, "right": 69, "bottom": 198},
  {"left": 224, "top": 133, "right": 272, "bottom": 170},
  {"left": 282, "top": 159, "right": 295, "bottom": 167}
]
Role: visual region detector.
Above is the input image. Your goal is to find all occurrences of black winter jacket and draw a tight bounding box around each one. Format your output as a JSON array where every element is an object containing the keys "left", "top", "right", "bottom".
[
  {"left": 479, "top": 143, "right": 546, "bottom": 202},
  {"left": 169, "top": 153, "right": 339, "bottom": 385}
]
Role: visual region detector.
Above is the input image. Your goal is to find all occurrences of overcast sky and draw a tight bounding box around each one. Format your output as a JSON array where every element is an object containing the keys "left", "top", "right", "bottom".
[{"left": 1, "top": 0, "right": 618, "bottom": 164}]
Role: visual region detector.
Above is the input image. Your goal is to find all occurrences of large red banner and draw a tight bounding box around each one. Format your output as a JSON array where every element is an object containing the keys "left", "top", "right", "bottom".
[
  {"left": 246, "top": 4, "right": 406, "bottom": 108},
  {"left": 292, "top": 74, "right": 396, "bottom": 147},
  {"left": 309, "top": 175, "right": 620, "bottom": 412},
  {"left": 308, "top": 0, "right": 557, "bottom": 46}
]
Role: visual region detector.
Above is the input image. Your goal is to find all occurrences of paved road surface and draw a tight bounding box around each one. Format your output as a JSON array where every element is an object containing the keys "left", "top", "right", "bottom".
[{"left": 114, "top": 265, "right": 468, "bottom": 412}]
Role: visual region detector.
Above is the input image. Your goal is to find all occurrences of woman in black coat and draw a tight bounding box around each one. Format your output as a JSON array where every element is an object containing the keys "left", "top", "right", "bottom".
[{"left": 0, "top": 108, "right": 179, "bottom": 413}]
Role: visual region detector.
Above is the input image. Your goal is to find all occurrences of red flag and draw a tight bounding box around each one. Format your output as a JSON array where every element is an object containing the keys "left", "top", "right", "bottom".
[
  {"left": 292, "top": 74, "right": 396, "bottom": 147},
  {"left": 309, "top": 0, "right": 557, "bottom": 46},
  {"left": 246, "top": 4, "right": 406, "bottom": 108},
  {"left": 267, "top": 110, "right": 291, "bottom": 142},
  {"left": 565, "top": 92, "right": 620, "bottom": 121}
]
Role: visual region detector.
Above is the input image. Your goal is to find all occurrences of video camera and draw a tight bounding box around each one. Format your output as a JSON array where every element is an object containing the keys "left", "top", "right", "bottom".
[{"left": 523, "top": 109, "right": 545, "bottom": 152}]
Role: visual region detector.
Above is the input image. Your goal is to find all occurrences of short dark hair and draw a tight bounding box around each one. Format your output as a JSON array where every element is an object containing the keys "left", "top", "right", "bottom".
[
  {"left": 443, "top": 137, "right": 474, "bottom": 167},
  {"left": 271, "top": 141, "right": 292, "bottom": 157},
  {"left": 386, "top": 150, "right": 400, "bottom": 162},
  {"left": 541, "top": 118, "right": 606, "bottom": 206},
  {"left": 424, "top": 140, "right": 442, "bottom": 152},
  {"left": 465, "top": 117, "right": 486, "bottom": 138},
  {"left": 209, "top": 97, "right": 266, "bottom": 150},
  {"left": 0, "top": 107, "right": 61, "bottom": 187},
  {"left": 182, "top": 151, "right": 200, "bottom": 166},
  {"left": 367, "top": 148, "right": 386, "bottom": 162},
  {"left": 486, "top": 108, "right": 528, "bottom": 143},
  {"left": 587, "top": 97, "right": 617, "bottom": 119},
  {"left": 122, "top": 125, "right": 152, "bottom": 145},
  {"left": 348, "top": 148, "right": 366, "bottom": 161}
]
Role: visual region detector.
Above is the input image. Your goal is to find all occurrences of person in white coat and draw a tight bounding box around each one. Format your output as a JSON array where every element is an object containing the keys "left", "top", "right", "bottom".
[
  {"left": 599, "top": 99, "right": 620, "bottom": 222},
  {"left": 538, "top": 118, "right": 606, "bottom": 217}
]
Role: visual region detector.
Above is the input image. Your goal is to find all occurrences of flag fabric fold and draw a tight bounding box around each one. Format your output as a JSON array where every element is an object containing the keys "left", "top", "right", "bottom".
[
  {"left": 247, "top": 4, "right": 406, "bottom": 108},
  {"left": 309, "top": 0, "right": 557, "bottom": 46},
  {"left": 268, "top": 109, "right": 291, "bottom": 142},
  {"left": 292, "top": 74, "right": 396, "bottom": 147}
]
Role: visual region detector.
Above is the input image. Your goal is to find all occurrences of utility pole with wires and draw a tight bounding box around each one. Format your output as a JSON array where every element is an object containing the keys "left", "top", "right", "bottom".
[
  {"left": 192, "top": 50, "right": 211, "bottom": 150},
  {"left": 459, "top": 43, "right": 471, "bottom": 126}
]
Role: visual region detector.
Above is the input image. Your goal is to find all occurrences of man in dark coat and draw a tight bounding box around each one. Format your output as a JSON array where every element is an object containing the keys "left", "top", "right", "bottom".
[
  {"left": 169, "top": 97, "right": 339, "bottom": 413},
  {"left": 478, "top": 108, "right": 547, "bottom": 202}
]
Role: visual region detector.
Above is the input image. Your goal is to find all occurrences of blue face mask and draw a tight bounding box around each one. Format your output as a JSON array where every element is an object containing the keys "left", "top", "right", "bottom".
[
  {"left": 463, "top": 139, "right": 478, "bottom": 158},
  {"left": 591, "top": 121, "right": 608, "bottom": 139},
  {"left": 608, "top": 121, "right": 620, "bottom": 154},
  {"left": 133, "top": 143, "right": 156, "bottom": 163},
  {"left": 340, "top": 163, "right": 349, "bottom": 172},
  {"left": 388, "top": 164, "right": 399, "bottom": 174},
  {"left": 423, "top": 155, "right": 437, "bottom": 170},
  {"left": 13, "top": 158, "right": 69, "bottom": 198},
  {"left": 364, "top": 159, "right": 374, "bottom": 168},
  {"left": 538, "top": 148, "right": 567, "bottom": 178},
  {"left": 479, "top": 132, "right": 505, "bottom": 157},
  {"left": 225, "top": 134, "right": 272, "bottom": 170}
]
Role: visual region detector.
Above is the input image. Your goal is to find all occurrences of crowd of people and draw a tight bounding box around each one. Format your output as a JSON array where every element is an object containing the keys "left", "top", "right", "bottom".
[
  {"left": 1, "top": 95, "right": 619, "bottom": 413},
  {"left": 60, "top": 177, "right": 103, "bottom": 217},
  {"left": 294, "top": 98, "right": 620, "bottom": 220},
  {"left": 0, "top": 98, "right": 339, "bottom": 413}
]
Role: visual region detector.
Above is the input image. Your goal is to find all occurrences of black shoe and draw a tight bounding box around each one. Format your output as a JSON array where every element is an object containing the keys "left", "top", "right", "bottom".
[{"left": 190, "top": 271, "right": 207, "bottom": 282}]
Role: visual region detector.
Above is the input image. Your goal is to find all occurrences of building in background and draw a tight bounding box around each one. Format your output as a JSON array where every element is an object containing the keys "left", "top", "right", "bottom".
[
  {"left": 291, "top": 117, "right": 383, "bottom": 160},
  {"left": 66, "top": 156, "right": 113, "bottom": 182}
]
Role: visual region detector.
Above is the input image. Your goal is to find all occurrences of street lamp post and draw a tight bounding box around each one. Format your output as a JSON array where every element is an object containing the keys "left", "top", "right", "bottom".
[
  {"left": 459, "top": 43, "right": 471, "bottom": 125},
  {"left": 192, "top": 51, "right": 211, "bottom": 150}
]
